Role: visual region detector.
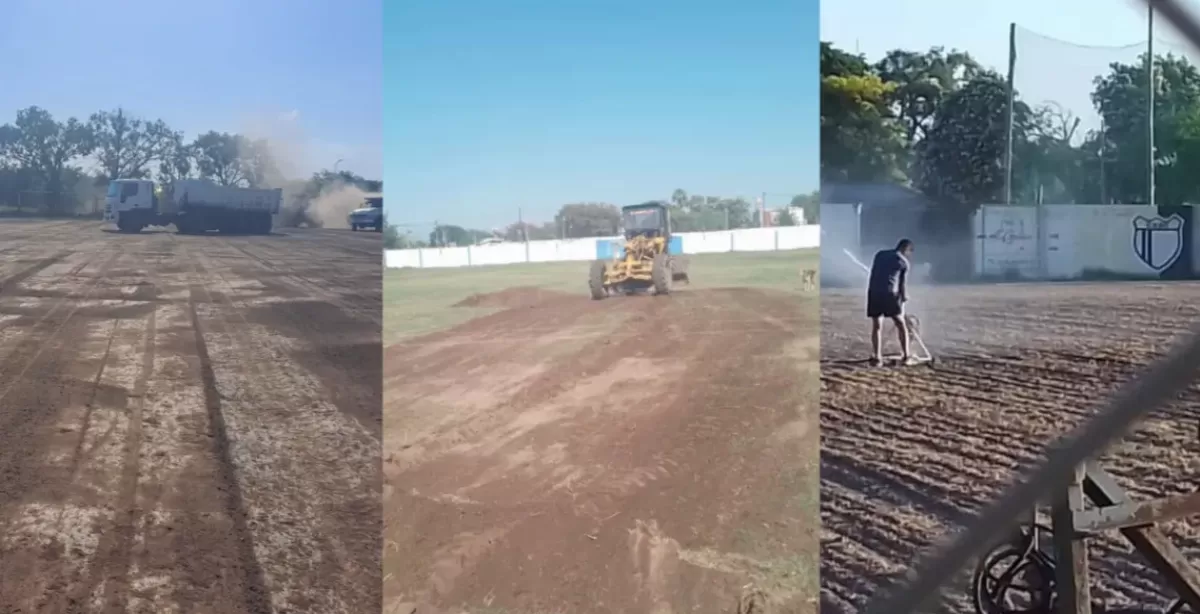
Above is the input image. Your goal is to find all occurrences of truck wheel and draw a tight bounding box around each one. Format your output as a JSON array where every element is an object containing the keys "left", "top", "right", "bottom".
[{"left": 351, "top": 224, "right": 358, "bottom": 232}]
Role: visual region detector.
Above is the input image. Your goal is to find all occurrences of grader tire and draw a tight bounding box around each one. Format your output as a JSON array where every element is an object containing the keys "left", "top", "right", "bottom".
[
  {"left": 589, "top": 260, "right": 607, "bottom": 300},
  {"left": 652, "top": 253, "right": 671, "bottom": 295}
]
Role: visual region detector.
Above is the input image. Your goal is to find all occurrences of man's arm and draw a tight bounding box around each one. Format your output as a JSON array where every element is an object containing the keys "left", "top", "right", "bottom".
[{"left": 898, "top": 265, "right": 908, "bottom": 303}]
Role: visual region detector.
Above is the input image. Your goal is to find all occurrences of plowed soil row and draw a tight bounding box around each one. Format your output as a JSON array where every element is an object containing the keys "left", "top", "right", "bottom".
[
  {"left": 820, "top": 282, "right": 1200, "bottom": 613},
  {"left": 385, "top": 286, "right": 819, "bottom": 614},
  {"left": 0, "top": 221, "right": 381, "bottom": 614}
]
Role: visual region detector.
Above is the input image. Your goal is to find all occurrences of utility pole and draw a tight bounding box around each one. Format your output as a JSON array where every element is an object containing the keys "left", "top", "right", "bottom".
[
  {"left": 1100, "top": 114, "right": 1108, "bottom": 204},
  {"left": 1148, "top": 3, "right": 1156, "bottom": 206},
  {"left": 760, "top": 192, "right": 768, "bottom": 227}
]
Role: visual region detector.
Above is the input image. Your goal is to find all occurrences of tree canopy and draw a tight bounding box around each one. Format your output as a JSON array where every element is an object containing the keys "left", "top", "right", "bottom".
[
  {"left": 412, "top": 188, "right": 814, "bottom": 248},
  {"left": 820, "top": 41, "right": 1200, "bottom": 208},
  {"left": 0, "top": 105, "right": 379, "bottom": 220}
]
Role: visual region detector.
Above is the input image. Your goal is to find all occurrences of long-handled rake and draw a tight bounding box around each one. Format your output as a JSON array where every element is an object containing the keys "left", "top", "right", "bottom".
[{"left": 843, "top": 248, "right": 935, "bottom": 365}]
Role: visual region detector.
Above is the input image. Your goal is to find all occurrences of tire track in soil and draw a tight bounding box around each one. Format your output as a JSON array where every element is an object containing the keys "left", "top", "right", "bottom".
[
  {"left": 0, "top": 245, "right": 127, "bottom": 612},
  {"left": 0, "top": 222, "right": 379, "bottom": 613},
  {"left": 226, "top": 241, "right": 380, "bottom": 327},
  {"left": 186, "top": 286, "right": 273, "bottom": 613},
  {"left": 51, "top": 255, "right": 164, "bottom": 613},
  {"left": 211, "top": 241, "right": 382, "bottom": 432},
  {"left": 185, "top": 243, "right": 381, "bottom": 614},
  {"left": 0, "top": 251, "right": 70, "bottom": 293},
  {"left": 820, "top": 283, "right": 1200, "bottom": 614},
  {"left": 91, "top": 275, "right": 157, "bottom": 612}
]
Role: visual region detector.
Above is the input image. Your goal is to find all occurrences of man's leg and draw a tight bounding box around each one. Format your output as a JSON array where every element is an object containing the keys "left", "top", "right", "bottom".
[
  {"left": 891, "top": 315, "right": 911, "bottom": 360},
  {"left": 870, "top": 317, "right": 883, "bottom": 363}
]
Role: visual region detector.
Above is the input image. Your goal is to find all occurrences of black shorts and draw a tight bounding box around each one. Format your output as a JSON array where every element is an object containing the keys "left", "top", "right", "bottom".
[{"left": 867, "top": 292, "right": 903, "bottom": 319}]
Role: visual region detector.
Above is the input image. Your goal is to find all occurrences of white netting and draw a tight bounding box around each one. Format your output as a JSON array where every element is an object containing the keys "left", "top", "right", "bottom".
[{"left": 1011, "top": 25, "right": 1198, "bottom": 203}]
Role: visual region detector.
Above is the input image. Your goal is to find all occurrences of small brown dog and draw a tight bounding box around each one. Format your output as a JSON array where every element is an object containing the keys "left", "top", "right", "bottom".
[{"left": 801, "top": 269, "right": 817, "bottom": 291}]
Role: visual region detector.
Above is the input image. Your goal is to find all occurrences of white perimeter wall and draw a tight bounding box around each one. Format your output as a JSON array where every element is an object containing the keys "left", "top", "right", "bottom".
[
  {"left": 385, "top": 225, "right": 819, "bottom": 269},
  {"left": 973, "top": 204, "right": 1187, "bottom": 279}
]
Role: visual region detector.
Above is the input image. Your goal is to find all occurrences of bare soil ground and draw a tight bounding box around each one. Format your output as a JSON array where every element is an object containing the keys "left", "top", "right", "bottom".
[
  {"left": 0, "top": 220, "right": 381, "bottom": 614},
  {"left": 821, "top": 282, "right": 1200, "bottom": 613},
  {"left": 385, "top": 282, "right": 819, "bottom": 614}
]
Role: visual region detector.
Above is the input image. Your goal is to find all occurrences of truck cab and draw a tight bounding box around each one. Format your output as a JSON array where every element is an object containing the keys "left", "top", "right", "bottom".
[
  {"left": 105, "top": 179, "right": 156, "bottom": 221},
  {"left": 105, "top": 179, "right": 161, "bottom": 232},
  {"left": 348, "top": 194, "right": 383, "bottom": 232}
]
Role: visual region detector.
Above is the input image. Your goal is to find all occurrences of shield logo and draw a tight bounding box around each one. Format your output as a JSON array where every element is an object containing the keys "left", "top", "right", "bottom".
[{"left": 1132, "top": 214, "right": 1185, "bottom": 271}]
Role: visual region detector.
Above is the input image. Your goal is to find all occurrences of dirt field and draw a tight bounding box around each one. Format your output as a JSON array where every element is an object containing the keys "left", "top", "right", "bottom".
[
  {"left": 384, "top": 252, "right": 820, "bottom": 614},
  {"left": 821, "top": 282, "right": 1200, "bottom": 613},
  {"left": 0, "top": 220, "right": 381, "bottom": 614}
]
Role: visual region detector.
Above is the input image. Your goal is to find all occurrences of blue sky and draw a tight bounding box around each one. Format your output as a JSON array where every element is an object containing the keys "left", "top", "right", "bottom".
[
  {"left": 822, "top": 0, "right": 1198, "bottom": 139},
  {"left": 385, "top": 0, "right": 819, "bottom": 231},
  {"left": 0, "top": 0, "right": 381, "bottom": 180}
]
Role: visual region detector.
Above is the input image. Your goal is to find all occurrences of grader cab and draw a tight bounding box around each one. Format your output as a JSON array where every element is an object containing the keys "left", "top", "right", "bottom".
[{"left": 589, "top": 202, "right": 690, "bottom": 299}]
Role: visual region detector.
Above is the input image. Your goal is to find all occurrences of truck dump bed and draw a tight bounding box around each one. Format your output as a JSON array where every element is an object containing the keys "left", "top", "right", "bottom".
[{"left": 163, "top": 180, "right": 282, "bottom": 215}]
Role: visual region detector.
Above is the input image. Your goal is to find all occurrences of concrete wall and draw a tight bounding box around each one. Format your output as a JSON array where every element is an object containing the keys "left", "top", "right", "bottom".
[
  {"left": 385, "top": 225, "right": 819, "bottom": 269},
  {"left": 827, "top": 202, "right": 1199, "bottom": 281},
  {"left": 973, "top": 204, "right": 1195, "bottom": 279}
]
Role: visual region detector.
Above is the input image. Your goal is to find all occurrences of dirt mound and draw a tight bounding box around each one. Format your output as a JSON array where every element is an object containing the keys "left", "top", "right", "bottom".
[
  {"left": 819, "top": 284, "right": 1200, "bottom": 613},
  {"left": 452, "top": 286, "right": 573, "bottom": 309},
  {"left": 385, "top": 287, "right": 819, "bottom": 614}
]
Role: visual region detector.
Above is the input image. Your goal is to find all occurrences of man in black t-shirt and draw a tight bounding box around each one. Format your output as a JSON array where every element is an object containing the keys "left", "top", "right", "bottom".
[{"left": 867, "top": 238, "right": 914, "bottom": 366}]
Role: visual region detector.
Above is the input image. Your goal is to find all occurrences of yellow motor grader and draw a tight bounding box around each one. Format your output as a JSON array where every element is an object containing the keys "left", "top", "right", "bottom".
[{"left": 589, "top": 202, "right": 690, "bottom": 299}]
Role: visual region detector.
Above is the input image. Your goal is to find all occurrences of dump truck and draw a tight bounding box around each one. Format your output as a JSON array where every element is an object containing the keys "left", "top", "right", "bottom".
[
  {"left": 104, "top": 178, "right": 281, "bottom": 235},
  {"left": 589, "top": 201, "right": 690, "bottom": 299}
]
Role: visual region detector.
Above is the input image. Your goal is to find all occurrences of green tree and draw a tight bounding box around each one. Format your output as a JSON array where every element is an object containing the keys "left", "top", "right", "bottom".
[
  {"left": 157, "top": 135, "right": 196, "bottom": 184},
  {"left": 820, "top": 43, "right": 908, "bottom": 183},
  {"left": 428, "top": 224, "right": 491, "bottom": 246},
  {"left": 383, "top": 223, "right": 401, "bottom": 249},
  {"left": 89, "top": 108, "right": 177, "bottom": 180},
  {"left": 913, "top": 72, "right": 1031, "bottom": 207},
  {"left": 0, "top": 106, "right": 95, "bottom": 213},
  {"left": 1091, "top": 53, "right": 1200, "bottom": 205},
  {"left": 670, "top": 188, "right": 688, "bottom": 207},
  {"left": 1016, "top": 103, "right": 1093, "bottom": 204},
  {"left": 556, "top": 202, "right": 620, "bottom": 237},
  {"left": 874, "top": 47, "right": 981, "bottom": 146},
  {"left": 191, "top": 131, "right": 251, "bottom": 186},
  {"left": 790, "top": 191, "right": 819, "bottom": 224},
  {"left": 821, "top": 42, "right": 869, "bottom": 77}
]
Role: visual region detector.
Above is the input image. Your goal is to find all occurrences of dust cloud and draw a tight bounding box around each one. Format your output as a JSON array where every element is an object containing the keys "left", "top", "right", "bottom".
[
  {"left": 308, "top": 182, "right": 371, "bottom": 228},
  {"left": 237, "top": 110, "right": 370, "bottom": 228}
]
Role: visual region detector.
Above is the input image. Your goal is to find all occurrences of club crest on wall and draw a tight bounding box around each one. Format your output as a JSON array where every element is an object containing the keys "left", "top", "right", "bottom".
[{"left": 1132, "top": 214, "right": 1185, "bottom": 271}]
